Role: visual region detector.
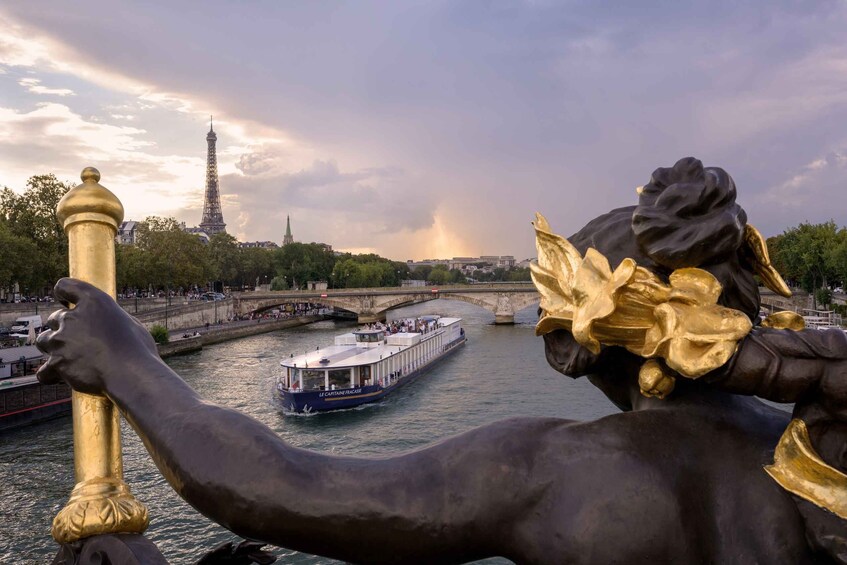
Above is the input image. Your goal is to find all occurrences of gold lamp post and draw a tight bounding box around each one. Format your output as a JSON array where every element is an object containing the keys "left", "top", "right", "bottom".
[{"left": 51, "top": 167, "right": 148, "bottom": 543}]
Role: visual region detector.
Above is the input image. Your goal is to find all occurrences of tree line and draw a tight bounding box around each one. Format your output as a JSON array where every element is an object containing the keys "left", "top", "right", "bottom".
[
  {"left": 0, "top": 174, "right": 530, "bottom": 299},
  {"left": 6, "top": 175, "right": 844, "bottom": 302}
]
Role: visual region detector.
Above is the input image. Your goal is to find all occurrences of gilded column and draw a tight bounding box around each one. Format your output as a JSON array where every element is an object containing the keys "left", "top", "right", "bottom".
[{"left": 51, "top": 167, "right": 148, "bottom": 543}]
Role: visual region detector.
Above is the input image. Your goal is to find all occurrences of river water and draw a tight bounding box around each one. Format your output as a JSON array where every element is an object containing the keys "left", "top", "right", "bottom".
[{"left": 0, "top": 301, "right": 620, "bottom": 564}]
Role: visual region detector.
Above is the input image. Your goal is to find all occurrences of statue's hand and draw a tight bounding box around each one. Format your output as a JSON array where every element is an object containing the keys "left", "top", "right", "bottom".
[{"left": 37, "top": 278, "right": 159, "bottom": 395}]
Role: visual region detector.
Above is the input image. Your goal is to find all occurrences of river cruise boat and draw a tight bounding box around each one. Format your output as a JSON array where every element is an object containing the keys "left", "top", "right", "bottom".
[{"left": 278, "top": 316, "right": 465, "bottom": 413}]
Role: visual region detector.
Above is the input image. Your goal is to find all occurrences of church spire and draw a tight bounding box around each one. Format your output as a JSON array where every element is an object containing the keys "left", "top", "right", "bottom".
[{"left": 283, "top": 215, "right": 294, "bottom": 245}]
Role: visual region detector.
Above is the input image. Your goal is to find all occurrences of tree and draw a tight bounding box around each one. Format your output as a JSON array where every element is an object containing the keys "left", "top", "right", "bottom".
[
  {"left": 505, "top": 267, "right": 532, "bottom": 282},
  {"left": 770, "top": 221, "right": 843, "bottom": 308},
  {"left": 410, "top": 265, "right": 432, "bottom": 281},
  {"left": 0, "top": 218, "right": 38, "bottom": 295},
  {"left": 273, "top": 243, "right": 336, "bottom": 289},
  {"left": 826, "top": 233, "right": 847, "bottom": 295},
  {"left": 241, "top": 248, "right": 275, "bottom": 290},
  {"left": 428, "top": 265, "right": 450, "bottom": 285},
  {"left": 149, "top": 324, "right": 169, "bottom": 344},
  {"left": 0, "top": 175, "right": 73, "bottom": 293},
  {"left": 815, "top": 287, "right": 833, "bottom": 310},
  {"left": 135, "top": 217, "right": 213, "bottom": 290},
  {"left": 116, "top": 244, "right": 152, "bottom": 293},
  {"left": 208, "top": 233, "right": 241, "bottom": 286}
]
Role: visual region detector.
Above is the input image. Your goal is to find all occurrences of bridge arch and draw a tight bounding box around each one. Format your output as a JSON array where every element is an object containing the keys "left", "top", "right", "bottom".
[
  {"left": 435, "top": 291, "right": 539, "bottom": 324},
  {"left": 234, "top": 286, "right": 540, "bottom": 324}
]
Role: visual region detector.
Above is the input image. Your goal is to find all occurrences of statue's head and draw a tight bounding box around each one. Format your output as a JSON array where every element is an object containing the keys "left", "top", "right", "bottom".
[{"left": 538, "top": 157, "right": 786, "bottom": 405}]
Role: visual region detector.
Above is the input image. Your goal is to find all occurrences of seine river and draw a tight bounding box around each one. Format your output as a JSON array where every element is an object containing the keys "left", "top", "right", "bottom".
[{"left": 0, "top": 301, "right": 620, "bottom": 564}]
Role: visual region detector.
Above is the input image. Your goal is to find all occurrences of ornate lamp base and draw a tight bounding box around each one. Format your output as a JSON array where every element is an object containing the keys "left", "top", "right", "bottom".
[{"left": 52, "top": 477, "right": 149, "bottom": 544}]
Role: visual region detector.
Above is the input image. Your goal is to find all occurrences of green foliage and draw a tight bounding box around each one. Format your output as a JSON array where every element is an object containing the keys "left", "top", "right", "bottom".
[
  {"left": 0, "top": 173, "right": 526, "bottom": 297},
  {"left": 0, "top": 218, "right": 38, "bottom": 294},
  {"left": 424, "top": 265, "right": 465, "bottom": 285},
  {"left": 815, "top": 287, "right": 833, "bottom": 309},
  {"left": 0, "top": 175, "right": 73, "bottom": 294},
  {"left": 505, "top": 267, "right": 532, "bottom": 282},
  {"left": 208, "top": 233, "right": 241, "bottom": 284},
  {"left": 241, "top": 247, "right": 274, "bottom": 289},
  {"left": 409, "top": 265, "right": 432, "bottom": 281},
  {"left": 133, "top": 216, "right": 214, "bottom": 290},
  {"left": 770, "top": 221, "right": 847, "bottom": 308},
  {"left": 330, "top": 255, "right": 409, "bottom": 288},
  {"left": 272, "top": 243, "right": 336, "bottom": 289},
  {"left": 149, "top": 324, "right": 169, "bottom": 344}
]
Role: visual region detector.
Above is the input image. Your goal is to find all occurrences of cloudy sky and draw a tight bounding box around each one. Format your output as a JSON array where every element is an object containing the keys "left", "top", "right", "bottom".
[{"left": 2, "top": 1, "right": 847, "bottom": 261}]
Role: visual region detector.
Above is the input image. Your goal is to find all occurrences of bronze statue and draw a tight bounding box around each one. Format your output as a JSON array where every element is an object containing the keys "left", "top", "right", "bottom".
[{"left": 39, "top": 158, "right": 847, "bottom": 563}]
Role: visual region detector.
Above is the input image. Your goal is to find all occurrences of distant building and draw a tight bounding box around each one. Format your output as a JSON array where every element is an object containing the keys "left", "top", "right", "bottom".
[
  {"left": 116, "top": 221, "right": 140, "bottom": 245},
  {"left": 448, "top": 257, "right": 477, "bottom": 270},
  {"left": 517, "top": 258, "right": 535, "bottom": 269},
  {"left": 239, "top": 241, "right": 280, "bottom": 249},
  {"left": 283, "top": 216, "right": 294, "bottom": 246},
  {"left": 406, "top": 259, "right": 448, "bottom": 269},
  {"left": 497, "top": 255, "right": 516, "bottom": 269},
  {"left": 184, "top": 227, "right": 211, "bottom": 244},
  {"left": 311, "top": 242, "right": 333, "bottom": 253},
  {"left": 306, "top": 281, "right": 328, "bottom": 291},
  {"left": 407, "top": 256, "right": 516, "bottom": 271}
]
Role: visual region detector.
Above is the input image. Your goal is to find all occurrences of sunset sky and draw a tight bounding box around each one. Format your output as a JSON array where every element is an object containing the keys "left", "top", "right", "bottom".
[{"left": 2, "top": 2, "right": 847, "bottom": 261}]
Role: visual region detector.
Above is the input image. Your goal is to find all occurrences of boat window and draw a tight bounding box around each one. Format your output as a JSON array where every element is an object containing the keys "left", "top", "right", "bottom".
[
  {"left": 359, "top": 366, "right": 371, "bottom": 384},
  {"left": 355, "top": 332, "right": 384, "bottom": 343},
  {"left": 328, "top": 369, "right": 350, "bottom": 389},
  {"left": 301, "top": 369, "right": 325, "bottom": 390}
]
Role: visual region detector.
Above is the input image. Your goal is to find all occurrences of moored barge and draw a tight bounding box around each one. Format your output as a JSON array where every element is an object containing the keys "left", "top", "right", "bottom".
[{"left": 0, "top": 345, "right": 71, "bottom": 431}]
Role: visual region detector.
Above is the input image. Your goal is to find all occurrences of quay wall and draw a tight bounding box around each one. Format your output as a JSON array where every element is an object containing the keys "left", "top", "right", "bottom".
[
  {"left": 157, "top": 315, "right": 325, "bottom": 358},
  {"left": 135, "top": 299, "right": 235, "bottom": 331},
  {"left": 0, "top": 300, "right": 236, "bottom": 332}
]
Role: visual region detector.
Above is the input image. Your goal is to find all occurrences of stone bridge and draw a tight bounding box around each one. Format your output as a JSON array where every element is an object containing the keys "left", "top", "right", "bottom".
[{"left": 232, "top": 284, "right": 540, "bottom": 324}]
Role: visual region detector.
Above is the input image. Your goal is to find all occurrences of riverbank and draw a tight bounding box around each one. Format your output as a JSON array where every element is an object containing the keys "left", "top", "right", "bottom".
[{"left": 157, "top": 315, "right": 326, "bottom": 358}]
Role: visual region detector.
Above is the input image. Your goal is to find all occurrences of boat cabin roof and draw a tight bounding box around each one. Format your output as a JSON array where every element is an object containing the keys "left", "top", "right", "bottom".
[
  {"left": 281, "top": 318, "right": 462, "bottom": 370},
  {"left": 282, "top": 340, "right": 409, "bottom": 370}
]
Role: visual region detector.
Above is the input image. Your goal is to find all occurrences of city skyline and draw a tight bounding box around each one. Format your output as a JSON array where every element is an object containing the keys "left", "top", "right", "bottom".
[{"left": 2, "top": 3, "right": 847, "bottom": 261}]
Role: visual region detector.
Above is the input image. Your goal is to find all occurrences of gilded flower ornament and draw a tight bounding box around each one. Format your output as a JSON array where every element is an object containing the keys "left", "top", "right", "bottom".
[{"left": 531, "top": 213, "right": 753, "bottom": 393}]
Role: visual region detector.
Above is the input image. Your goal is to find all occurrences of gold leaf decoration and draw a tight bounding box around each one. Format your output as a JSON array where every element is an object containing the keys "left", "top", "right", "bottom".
[
  {"left": 51, "top": 478, "right": 149, "bottom": 543},
  {"left": 531, "top": 212, "right": 752, "bottom": 383}
]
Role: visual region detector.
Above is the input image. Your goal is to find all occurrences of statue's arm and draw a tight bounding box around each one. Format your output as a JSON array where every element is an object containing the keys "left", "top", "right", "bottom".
[
  {"left": 37, "top": 279, "right": 538, "bottom": 563},
  {"left": 110, "top": 360, "right": 539, "bottom": 562},
  {"left": 707, "top": 327, "right": 847, "bottom": 409}
]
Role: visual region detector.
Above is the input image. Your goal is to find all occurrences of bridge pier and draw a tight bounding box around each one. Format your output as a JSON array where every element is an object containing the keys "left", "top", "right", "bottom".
[
  {"left": 494, "top": 314, "right": 515, "bottom": 325},
  {"left": 358, "top": 313, "right": 386, "bottom": 324}
]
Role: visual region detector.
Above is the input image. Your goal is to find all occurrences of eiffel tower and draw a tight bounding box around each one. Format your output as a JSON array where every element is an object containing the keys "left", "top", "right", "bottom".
[{"left": 199, "top": 117, "right": 226, "bottom": 235}]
